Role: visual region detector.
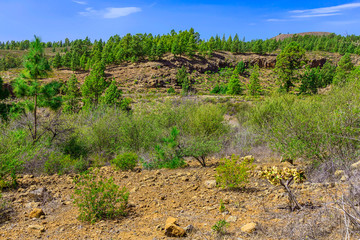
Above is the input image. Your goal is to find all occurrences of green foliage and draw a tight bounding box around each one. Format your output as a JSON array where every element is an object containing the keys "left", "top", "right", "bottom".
[
  {"left": 63, "top": 74, "right": 81, "bottom": 113},
  {"left": 210, "top": 84, "right": 227, "bottom": 94},
  {"left": 248, "top": 65, "right": 262, "bottom": 96},
  {"left": 176, "top": 66, "right": 191, "bottom": 94},
  {"left": 23, "top": 36, "right": 50, "bottom": 79},
  {"left": 234, "top": 61, "right": 246, "bottom": 75},
  {"left": 100, "top": 80, "right": 122, "bottom": 105},
  {"left": 81, "top": 61, "right": 108, "bottom": 106},
  {"left": 112, "top": 152, "right": 138, "bottom": 171},
  {"left": 0, "top": 129, "right": 28, "bottom": 187},
  {"left": 260, "top": 167, "right": 306, "bottom": 186},
  {"left": 226, "top": 74, "right": 243, "bottom": 95},
  {"left": 219, "top": 199, "right": 226, "bottom": 213},
  {"left": 249, "top": 81, "right": 360, "bottom": 165},
  {"left": 274, "top": 42, "right": 306, "bottom": 92},
  {"left": 73, "top": 170, "right": 129, "bottom": 223},
  {"left": 144, "top": 127, "right": 186, "bottom": 169},
  {"left": 333, "top": 53, "right": 354, "bottom": 85},
  {"left": 299, "top": 67, "right": 321, "bottom": 94},
  {"left": 211, "top": 220, "right": 229, "bottom": 234},
  {"left": 167, "top": 86, "right": 176, "bottom": 94},
  {"left": 216, "top": 155, "right": 254, "bottom": 189},
  {"left": 44, "top": 153, "right": 73, "bottom": 175},
  {"left": 52, "top": 52, "right": 62, "bottom": 69}
]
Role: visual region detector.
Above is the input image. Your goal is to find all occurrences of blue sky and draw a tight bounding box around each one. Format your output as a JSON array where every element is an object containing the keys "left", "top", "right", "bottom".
[{"left": 1, "top": 0, "right": 360, "bottom": 42}]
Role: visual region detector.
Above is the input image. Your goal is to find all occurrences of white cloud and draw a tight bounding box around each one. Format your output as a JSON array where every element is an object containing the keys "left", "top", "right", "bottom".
[
  {"left": 290, "top": 2, "right": 360, "bottom": 18},
  {"left": 73, "top": 0, "right": 87, "bottom": 5},
  {"left": 103, "top": 7, "right": 141, "bottom": 18},
  {"left": 292, "top": 13, "right": 341, "bottom": 18},
  {"left": 79, "top": 7, "right": 141, "bottom": 18},
  {"left": 267, "top": 2, "right": 360, "bottom": 22}
]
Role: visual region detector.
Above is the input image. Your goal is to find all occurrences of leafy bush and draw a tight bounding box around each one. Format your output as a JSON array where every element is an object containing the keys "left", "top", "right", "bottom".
[
  {"left": 73, "top": 170, "right": 129, "bottom": 223},
  {"left": 234, "top": 61, "right": 246, "bottom": 75},
  {"left": 112, "top": 152, "right": 138, "bottom": 171},
  {"left": 216, "top": 155, "right": 254, "bottom": 189},
  {"left": 167, "top": 87, "right": 176, "bottom": 94},
  {"left": 144, "top": 127, "right": 186, "bottom": 169},
  {"left": 210, "top": 84, "right": 227, "bottom": 94},
  {"left": 0, "top": 129, "right": 28, "bottom": 187},
  {"left": 211, "top": 220, "right": 229, "bottom": 234},
  {"left": 44, "top": 153, "right": 73, "bottom": 175},
  {"left": 260, "top": 167, "right": 305, "bottom": 211}
]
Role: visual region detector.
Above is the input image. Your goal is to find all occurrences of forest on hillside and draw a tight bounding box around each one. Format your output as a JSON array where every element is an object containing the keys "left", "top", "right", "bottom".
[{"left": 1, "top": 29, "right": 360, "bottom": 72}]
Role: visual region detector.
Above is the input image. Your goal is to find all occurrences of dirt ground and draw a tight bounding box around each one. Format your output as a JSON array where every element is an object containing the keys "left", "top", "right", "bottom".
[{"left": 0, "top": 157, "right": 349, "bottom": 240}]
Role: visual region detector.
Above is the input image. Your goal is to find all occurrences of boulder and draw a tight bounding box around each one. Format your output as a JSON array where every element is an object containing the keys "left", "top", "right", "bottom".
[
  {"left": 204, "top": 180, "right": 217, "bottom": 189},
  {"left": 164, "top": 217, "right": 186, "bottom": 237},
  {"left": 29, "top": 208, "right": 45, "bottom": 219},
  {"left": 241, "top": 222, "right": 257, "bottom": 233}
]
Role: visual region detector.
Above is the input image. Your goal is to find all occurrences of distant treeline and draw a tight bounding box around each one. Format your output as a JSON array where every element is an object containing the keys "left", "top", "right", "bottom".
[{"left": 2, "top": 29, "right": 360, "bottom": 72}]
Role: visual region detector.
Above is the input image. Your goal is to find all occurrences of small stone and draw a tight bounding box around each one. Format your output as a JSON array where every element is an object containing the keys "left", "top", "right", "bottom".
[
  {"left": 340, "top": 175, "right": 349, "bottom": 182},
  {"left": 155, "top": 225, "right": 164, "bottom": 231},
  {"left": 29, "top": 208, "right": 45, "bottom": 219},
  {"left": 351, "top": 160, "right": 360, "bottom": 170},
  {"left": 204, "top": 180, "right": 217, "bottom": 189},
  {"left": 184, "top": 225, "right": 194, "bottom": 233},
  {"left": 28, "top": 225, "right": 45, "bottom": 232},
  {"left": 164, "top": 217, "right": 186, "bottom": 237},
  {"left": 226, "top": 216, "right": 237, "bottom": 223},
  {"left": 334, "top": 170, "right": 345, "bottom": 178},
  {"left": 241, "top": 222, "right": 257, "bottom": 233}
]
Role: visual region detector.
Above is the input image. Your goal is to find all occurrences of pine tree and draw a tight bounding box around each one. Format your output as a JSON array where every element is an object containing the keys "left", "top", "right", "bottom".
[
  {"left": 227, "top": 75, "right": 242, "bottom": 95},
  {"left": 13, "top": 36, "right": 62, "bottom": 141},
  {"left": 62, "top": 52, "right": 71, "bottom": 68},
  {"left": 274, "top": 42, "right": 305, "bottom": 92},
  {"left": 81, "top": 61, "right": 108, "bottom": 107},
  {"left": 186, "top": 34, "right": 197, "bottom": 58},
  {"left": 248, "top": 65, "right": 262, "bottom": 96},
  {"left": 71, "top": 52, "right": 80, "bottom": 71},
  {"left": 333, "top": 53, "right": 354, "bottom": 85},
  {"left": 100, "top": 80, "right": 122, "bottom": 105},
  {"left": 63, "top": 74, "right": 80, "bottom": 113},
  {"left": 52, "top": 52, "right": 62, "bottom": 69},
  {"left": 156, "top": 39, "right": 166, "bottom": 60}
]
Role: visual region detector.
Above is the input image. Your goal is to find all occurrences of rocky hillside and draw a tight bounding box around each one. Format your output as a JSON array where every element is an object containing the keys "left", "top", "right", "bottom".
[
  {"left": 0, "top": 157, "right": 353, "bottom": 240},
  {"left": 271, "top": 32, "right": 333, "bottom": 41}
]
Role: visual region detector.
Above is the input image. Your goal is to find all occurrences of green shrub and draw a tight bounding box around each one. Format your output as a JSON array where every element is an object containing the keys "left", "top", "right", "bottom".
[
  {"left": 216, "top": 155, "right": 254, "bottom": 189},
  {"left": 167, "top": 87, "right": 176, "bottom": 94},
  {"left": 73, "top": 170, "right": 129, "bottom": 223},
  {"left": 210, "top": 84, "right": 227, "bottom": 94},
  {"left": 112, "top": 152, "right": 138, "bottom": 171},
  {"left": 143, "top": 127, "right": 186, "bottom": 169},
  {"left": 44, "top": 153, "right": 73, "bottom": 175},
  {"left": 211, "top": 220, "right": 229, "bottom": 234},
  {"left": 226, "top": 75, "right": 243, "bottom": 95},
  {"left": 0, "top": 129, "right": 28, "bottom": 187},
  {"left": 73, "top": 157, "right": 90, "bottom": 173}
]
